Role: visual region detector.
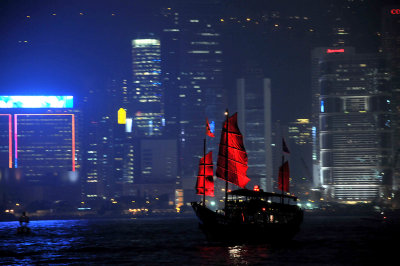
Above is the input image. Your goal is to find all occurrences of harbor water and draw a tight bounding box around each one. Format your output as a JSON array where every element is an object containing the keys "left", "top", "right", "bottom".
[{"left": 0, "top": 215, "right": 398, "bottom": 265}]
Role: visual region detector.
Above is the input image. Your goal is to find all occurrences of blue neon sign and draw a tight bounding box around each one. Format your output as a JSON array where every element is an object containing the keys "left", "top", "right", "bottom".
[{"left": 0, "top": 96, "right": 73, "bottom": 108}]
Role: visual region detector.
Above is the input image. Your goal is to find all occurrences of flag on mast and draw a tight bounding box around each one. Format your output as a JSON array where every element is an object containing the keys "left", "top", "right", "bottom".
[{"left": 206, "top": 118, "right": 215, "bottom": 138}]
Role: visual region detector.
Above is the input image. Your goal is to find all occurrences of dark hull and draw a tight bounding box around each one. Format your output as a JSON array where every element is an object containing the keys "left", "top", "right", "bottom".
[
  {"left": 17, "top": 226, "right": 31, "bottom": 235},
  {"left": 192, "top": 202, "right": 303, "bottom": 243}
]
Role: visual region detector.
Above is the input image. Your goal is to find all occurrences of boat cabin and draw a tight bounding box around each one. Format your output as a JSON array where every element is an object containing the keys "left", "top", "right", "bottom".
[
  {"left": 224, "top": 189, "right": 302, "bottom": 225},
  {"left": 227, "top": 189, "right": 298, "bottom": 204}
]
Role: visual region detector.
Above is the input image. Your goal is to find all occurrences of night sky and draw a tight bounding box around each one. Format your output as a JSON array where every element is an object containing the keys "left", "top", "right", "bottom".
[
  {"left": 0, "top": 0, "right": 396, "bottom": 121},
  {"left": 0, "top": 0, "right": 158, "bottom": 95}
]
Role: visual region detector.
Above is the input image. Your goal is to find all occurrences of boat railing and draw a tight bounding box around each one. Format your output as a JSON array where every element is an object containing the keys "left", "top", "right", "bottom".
[{"left": 227, "top": 194, "right": 298, "bottom": 206}]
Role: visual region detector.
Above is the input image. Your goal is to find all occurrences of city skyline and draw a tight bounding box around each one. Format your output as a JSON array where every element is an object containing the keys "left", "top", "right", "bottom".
[
  {"left": 1, "top": 2, "right": 400, "bottom": 264},
  {"left": 0, "top": 0, "right": 399, "bottom": 211},
  {"left": 0, "top": 0, "right": 396, "bottom": 122}
]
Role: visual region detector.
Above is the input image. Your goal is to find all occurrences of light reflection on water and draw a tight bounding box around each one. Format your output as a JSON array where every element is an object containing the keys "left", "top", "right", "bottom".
[
  {"left": 198, "top": 244, "right": 271, "bottom": 265},
  {"left": 0, "top": 219, "right": 88, "bottom": 265},
  {"left": 0, "top": 216, "right": 398, "bottom": 265}
]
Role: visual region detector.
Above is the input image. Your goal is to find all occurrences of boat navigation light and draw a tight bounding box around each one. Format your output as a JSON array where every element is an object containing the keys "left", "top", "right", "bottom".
[{"left": 253, "top": 185, "right": 260, "bottom": 192}]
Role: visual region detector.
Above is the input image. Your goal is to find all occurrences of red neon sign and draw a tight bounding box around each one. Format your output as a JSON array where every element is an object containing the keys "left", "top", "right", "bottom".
[
  {"left": 327, "top": 49, "right": 345, "bottom": 54},
  {"left": 390, "top": 9, "right": 400, "bottom": 14},
  {"left": 14, "top": 114, "right": 18, "bottom": 168},
  {"left": 71, "top": 114, "right": 75, "bottom": 171},
  {"left": 8, "top": 115, "right": 12, "bottom": 168}
]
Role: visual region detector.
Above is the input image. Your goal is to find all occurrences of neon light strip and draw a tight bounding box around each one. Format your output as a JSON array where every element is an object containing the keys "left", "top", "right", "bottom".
[
  {"left": 14, "top": 114, "right": 75, "bottom": 171},
  {"left": 71, "top": 114, "right": 75, "bottom": 171},
  {"left": 0, "top": 114, "right": 12, "bottom": 168},
  {"left": 9, "top": 115, "right": 12, "bottom": 168},
  {"left": 14, "top": 114, "right": 18, "bottom": 168}
]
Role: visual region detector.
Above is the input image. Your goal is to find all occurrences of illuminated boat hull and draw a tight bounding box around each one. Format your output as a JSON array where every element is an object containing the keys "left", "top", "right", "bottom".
[{"left": 192, "top": 200, "right": 303, "bottom": 243}]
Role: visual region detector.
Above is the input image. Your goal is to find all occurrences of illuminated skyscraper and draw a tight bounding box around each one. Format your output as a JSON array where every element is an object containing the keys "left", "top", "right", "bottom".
[
  {"left": 14, "top": 113, "right": 76, "bottom": 177},
  {"left": 382, "top": 6, "right": 400, "bottom": 193},
  {"left": 81, "top": 83, "right": 137, "bottom": 202},
  {"left": 288, "top": 119, "right": 313, "bottom": 146},
  {"left": 317, "top": 51, "right": 392, "bottom": 202},
  {"left": 131, "top": 37, "right": 164, "bottom": 137},
  {"left": 160, "top": 4, "right": 224, "bottom": 208},
  {"left": 311, "top": 47, "right": 356, "bottom": 188},
  {"left": 0, "top": 96, "right": 79, "bottom": 204},
  {"left": 174, "top": 11, "right": 224, "bottom": 180},
  {"left": 82, "top": 116, "right": 114, "bottom": 201},
  {"left": 288, "top": 118, "right": 313, "bottom": 199}
]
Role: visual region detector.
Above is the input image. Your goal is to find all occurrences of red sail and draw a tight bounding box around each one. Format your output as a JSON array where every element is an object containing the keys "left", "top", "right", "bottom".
[
  {"left": 278, "top": 161, "right": 290, "bottom": 192},
  {"left": 196, "top": 151, "right": 214, "bottom": 196},
  {"left": 216, "top": 113, "right": 250, "bottom": 188}
]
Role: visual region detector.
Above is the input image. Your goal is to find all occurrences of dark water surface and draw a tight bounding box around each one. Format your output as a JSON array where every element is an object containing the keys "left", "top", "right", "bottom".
[{"left": 0, "top": 215, "right": 398, "bottom": 265}]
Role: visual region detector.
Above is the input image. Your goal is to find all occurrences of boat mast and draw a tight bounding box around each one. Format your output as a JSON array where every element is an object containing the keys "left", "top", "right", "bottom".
[
  {"left": 203, "top": 138, "right": 206, "bottom": 206},
  {"left": 281, "top": 154, "right": 284, "bottom": 204},
  {"left": 224, "top": 109, "right": 229, "bottom": 212},
  {"left": 281, "top": 137, "right": 290, "bottom": 204}
]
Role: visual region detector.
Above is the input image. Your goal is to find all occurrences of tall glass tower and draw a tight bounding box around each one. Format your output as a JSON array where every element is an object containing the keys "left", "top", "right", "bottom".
[
  {"left": 382, "top": 6, "right": 400, "bottom": 195},
  {"left": 318, "top": 50, "right": 392, "bottom": 202},
  {"left": 131, "top": 37, "right": 164, "bottom": 137},
  {"left": 236, "top": 78, "right": 272, "bottom": 192}
]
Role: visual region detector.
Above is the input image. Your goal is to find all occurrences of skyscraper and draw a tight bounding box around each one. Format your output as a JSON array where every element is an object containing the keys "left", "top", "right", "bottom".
[
  {"left": 131, "top": 37, "right": 164, "bottom": 137},
  {"left": 157, "top": 3, "right": 226, "bottom": 210},
  {"left": 81, "top": 86, "right": 136, "bottom": 203},
  {"left": 0, "top": 96, "right": 80, "bottom": 204},
  {"left": 159, "top": 4, "right": 224, "bottom": 207},
  {"left": 317, "top": 50, "right": 392, "bottom": 202},
  {"left": 236, "top": 77, "right": 272, "bottom": 192},
  {"left": 288, "top": 118, "right": 313, "bottom": 199},
  {"left": 311, "top": 47, "right": 356, "bottom": 189},
  {"left": 288, "top": 119, "right": 313, "bottom": 146},
  {"left": 382, "top": 6, "right": 400, "bottom": 195}
]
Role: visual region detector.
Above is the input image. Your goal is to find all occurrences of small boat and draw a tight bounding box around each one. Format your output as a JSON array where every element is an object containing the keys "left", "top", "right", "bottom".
[{"left": 192, "top": 111, "right": 303, "bottom": 243}]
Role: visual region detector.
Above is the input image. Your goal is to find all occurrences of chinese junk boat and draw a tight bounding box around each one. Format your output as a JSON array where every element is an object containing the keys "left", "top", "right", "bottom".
[{"left": 192, "top": 111, "right": 303, "bottom": 243}]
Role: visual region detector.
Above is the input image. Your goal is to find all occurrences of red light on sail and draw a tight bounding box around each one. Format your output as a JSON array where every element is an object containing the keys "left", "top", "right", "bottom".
[
  {"left": 216, "top": 113, "right": 250, "bottom": 188},
  {"left": 196, "top": 151, "right": 214, "bottom": 196}
]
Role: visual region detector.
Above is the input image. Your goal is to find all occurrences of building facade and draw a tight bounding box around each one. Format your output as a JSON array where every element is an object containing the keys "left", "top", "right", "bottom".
[
  {"left": 0, "top": 96, "right": 80, "bottom": 205},
  {"left": 131, "top": 37, "right": 164, "bottom": 137},
  {"left": 382, "top": 6, "right": 400, "bottom": 196},
  {"left": 236, "top": 78, "right": 272, "bottom": 192},
  {"left": 159, "top": 4, "right": 225, "bottom": 208},
  {"left": 317, "top": 50, "right": 392, "bottom": 202}
]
